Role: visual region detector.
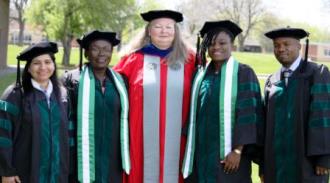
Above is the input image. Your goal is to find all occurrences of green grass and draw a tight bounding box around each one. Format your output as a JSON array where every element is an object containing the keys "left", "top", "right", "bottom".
[
  {"left": 233, "top": 52, "right": 281, "bottom": 74},
  {"left": 0, "top": 73, "right": 16, "bottom": 96}
]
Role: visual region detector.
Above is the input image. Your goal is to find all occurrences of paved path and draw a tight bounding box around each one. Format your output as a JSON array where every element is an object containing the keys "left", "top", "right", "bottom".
[
  {"left": 257, "top": 74, "right": 270, "bottom": 80},
  {"left": 0, "top": 66, "right": 16, "bottom": 77}
]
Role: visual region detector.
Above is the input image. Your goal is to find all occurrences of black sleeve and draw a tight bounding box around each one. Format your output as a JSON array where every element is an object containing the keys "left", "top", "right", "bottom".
[{"left": 0, "top": 86, "right": 22, "bottom": 176}]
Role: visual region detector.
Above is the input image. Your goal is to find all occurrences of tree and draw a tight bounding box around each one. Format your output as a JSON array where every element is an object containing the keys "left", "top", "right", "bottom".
[
  {"left": 178, "top": 0, "right": 214, "bottom": 35},
  {"left": 26, "top": 0, "right": 139, "bottom": 66},
  {"left": 10, "top": 0, "right": 28, "bottom": 46},
  {"left": 215, "top": 0, "right": 265, "bottom": 51},
  {"left": 179, "top": 0, "right": 265, "bottom": 51}
]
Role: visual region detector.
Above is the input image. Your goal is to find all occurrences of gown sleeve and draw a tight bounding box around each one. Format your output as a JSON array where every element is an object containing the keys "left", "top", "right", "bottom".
[
  {"left": 233, "top": 65, "right": 264, "bottom": 147},
  {"left": 307, "top": 64, "right": 330, "bottom": 168},
  {"left": 0, "top": 85, "right": 22, "bottom": 176}
]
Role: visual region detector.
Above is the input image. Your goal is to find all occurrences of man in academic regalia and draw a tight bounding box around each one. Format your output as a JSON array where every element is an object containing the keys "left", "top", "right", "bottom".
[{"left": 262, "top": 27, "right": 330, "bottom": 183}]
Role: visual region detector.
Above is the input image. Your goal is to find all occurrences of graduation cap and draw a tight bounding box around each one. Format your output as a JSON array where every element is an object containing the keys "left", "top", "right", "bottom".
[
  {"left": 140, "top": 10, "right": 183, "bottom": 22},
  {"left": 77, "top": 30, "right": 120, "bottom": 71},
  {"left": 15, "top": 41, "right": 58, "bottom": 88},
  {"left": 265, "top": 27, "right": 310, "bottom": 71},
  {"left": 196, "top": 20, "right": 242, "bottom": 67},
  {"left": 199, "top": 20, "right": 242, "bottom": 38},
  {"left": 264, "top": 27, "right": 308, "bottom": 39}
]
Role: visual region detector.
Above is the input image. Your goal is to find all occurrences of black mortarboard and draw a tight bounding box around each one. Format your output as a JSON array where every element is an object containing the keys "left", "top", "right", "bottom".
[
  {"left": 15, "top": 41, "right": 58, "bottom": 88},
  {"left": 77, "top": 30, "right": 120, "bottom": 49},
  {"left": 199, "top": 20, "right": 242, "bottom": 38},
  {"left": 77, "top": 30, "right": 120, "bottom": 71},
  {"left": 140, "top": 10, "right": 183, "bottom": 22},
  {"left": 264, "top": 27, "right": 308, "bottom": 40},
  {"left": 17, "top": 41, "right": 58, "bottom": 61}
]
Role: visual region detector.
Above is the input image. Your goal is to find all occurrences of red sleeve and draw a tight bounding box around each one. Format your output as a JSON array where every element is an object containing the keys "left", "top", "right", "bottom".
[{"left": 113, "top": 53, "right": 140, "bottom": 78}]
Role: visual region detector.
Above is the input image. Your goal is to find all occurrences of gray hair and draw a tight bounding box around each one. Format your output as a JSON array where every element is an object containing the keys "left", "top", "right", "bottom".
[{"left": 121, "top": 23, "right": 189, "bottom": 65}]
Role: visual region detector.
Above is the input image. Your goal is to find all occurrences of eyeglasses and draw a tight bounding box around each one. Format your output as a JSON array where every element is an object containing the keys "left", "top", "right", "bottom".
[
  {"left": 90, "top": 46, "right": 113, "bottom": 54},
  {"left": 150, "top": 24, "right": 175, "bottom": 31}
]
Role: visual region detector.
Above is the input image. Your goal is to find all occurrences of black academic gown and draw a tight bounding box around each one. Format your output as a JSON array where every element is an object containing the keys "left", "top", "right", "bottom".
[
  {"left": 0, "top": 85, "right": 70, "bottom": 183},
  {"left": 186, "top": 62, "right": 264, "bottom": 183},
  {"left": 263, "top": 60, "right": 330, "bottom": 183},
  {"left": 63, "top": 67, "right": 123, "bottom": 183}
]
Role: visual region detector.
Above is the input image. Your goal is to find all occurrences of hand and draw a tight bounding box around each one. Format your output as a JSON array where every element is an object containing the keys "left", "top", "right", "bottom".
[
  {"left": 315, "top": 166, "right": 329, "bottom": 176},
  {"left": 259, "top": 174, "right": 264, "bottom": 183},
  {"left": 220, "top": 151, "right": 241, "bottom": 174},
  {"left": 2, "top": 176, "right": 21, "bottom": 183}
]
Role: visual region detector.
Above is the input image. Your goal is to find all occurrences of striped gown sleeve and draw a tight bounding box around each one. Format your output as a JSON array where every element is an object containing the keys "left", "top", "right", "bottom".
[
  {"left": 233, "top": 64, "right": 263, "bottom": 148},
  {"left": 0, "top": 86, "right": 21, "bottom": 176},
  {"left": 308, "top": 64, "right": 330, "bottom": 168}
]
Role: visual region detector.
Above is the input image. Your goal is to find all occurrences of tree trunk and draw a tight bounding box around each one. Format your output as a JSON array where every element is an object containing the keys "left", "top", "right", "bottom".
[
  {"left": 117, "top": 31, "right": 122, "bottom": 51},
  {"left": 61, "top": 35, "right": 73, "bottom": 66},
  {"left": 18, "top": 19, "right": 25, "bottom": 46},
  {"left": 237, "top": 35, "right": 245, "bottom": 52},
  {"left": 238, "top": 40, "right": 244, "bottom": 51}
]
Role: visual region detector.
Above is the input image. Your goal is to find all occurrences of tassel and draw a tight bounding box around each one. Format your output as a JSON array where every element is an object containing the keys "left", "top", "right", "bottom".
[
  {"left": 15, "top": 58, "right": 21, "bottom": 89},
  {"left": 79, "top": 43, "right": 83, "bottom": 72},
  {"left": 195, "top": 34, "right": 201, "bottom": 68},
  {"left": 301, "top": 32, "right": 310, "bottom": 73},
  {"left": 304, "top": 34, "right": 309, "bottom": 62}
]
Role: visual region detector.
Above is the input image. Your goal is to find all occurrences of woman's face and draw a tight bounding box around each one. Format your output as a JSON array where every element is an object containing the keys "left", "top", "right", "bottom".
[
  {"left": 208, "top": 32, "right": 233, "bottom": 62},
  {"left": 28, "top": 54, "right": 55, "bottom": 84},
  {"left": 86, "top": 40, "right": 113, "bottom": 70},
  {"left": 148, "top": 18, "right": 176, "bottom": 50}
]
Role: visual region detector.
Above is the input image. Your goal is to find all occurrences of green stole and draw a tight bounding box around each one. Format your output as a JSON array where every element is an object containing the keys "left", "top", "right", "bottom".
[
  {"left": 182, "top": 57, "right": 239, "bottom": 178},
  {"left": 77, "top": 66, "right": 130, "bottom": 183}
]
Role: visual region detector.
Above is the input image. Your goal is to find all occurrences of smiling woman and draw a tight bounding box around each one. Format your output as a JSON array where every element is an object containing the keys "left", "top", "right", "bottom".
[
  {"left": 0, "top": 42, "right": 70, "bottom": 183},
  {"left": 113, "top": 9, "right": 196, "bottom": 183},
  {"left": 62, "top": 30, "right": 130, "bottom": 183},
  {"left": 182, "top": 20, "right": 263, "bottom": 183}
]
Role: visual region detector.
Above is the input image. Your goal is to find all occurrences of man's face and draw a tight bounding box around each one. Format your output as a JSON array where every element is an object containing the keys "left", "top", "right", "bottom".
[{"left": 273, "top": 37, "right": 301, "bottom": 67}]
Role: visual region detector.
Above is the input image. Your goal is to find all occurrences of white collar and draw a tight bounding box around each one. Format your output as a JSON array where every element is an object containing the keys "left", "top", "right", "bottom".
[
  {"left": 281, "top": 55, "right": 302, "bottom": 72},
  {"left": 31, "top": 79, "right": 53, "bottom": 99}
]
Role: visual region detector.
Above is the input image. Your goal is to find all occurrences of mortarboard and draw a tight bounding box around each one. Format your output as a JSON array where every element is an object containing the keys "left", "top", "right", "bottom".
[
  {"left": 140, "top": 10, "right": 183, "bottom": 22},
  {"left": 199, "top": 20, "right": 242, "bottom": 38},
  {"left": 264, "top": 27, "right": 308, "bottom": 40}
]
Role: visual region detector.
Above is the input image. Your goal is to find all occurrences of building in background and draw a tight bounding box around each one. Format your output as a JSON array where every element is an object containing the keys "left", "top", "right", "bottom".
[
  {"left": 302, "top": 42, "right": 330, "bottom": 62},
  {"left": 8, "top": 20, "right": 46, "bottom": 45}
]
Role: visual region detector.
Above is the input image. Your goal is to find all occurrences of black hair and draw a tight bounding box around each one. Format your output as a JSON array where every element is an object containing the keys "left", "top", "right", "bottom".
[
  {"left": 198, "top": 28, "right": 235, "bottom": 67},
  {"left": 22, "top": 53, "right": 61, "bottom": 101}
]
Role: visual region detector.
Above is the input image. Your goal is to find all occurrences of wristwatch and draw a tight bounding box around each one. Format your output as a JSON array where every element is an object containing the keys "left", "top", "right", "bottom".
[{"left": 233, "top": 149, "right": 242, "bottom": 155}]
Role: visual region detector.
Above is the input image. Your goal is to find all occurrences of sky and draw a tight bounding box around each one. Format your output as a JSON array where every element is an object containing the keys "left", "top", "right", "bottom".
[{"left": 150, "top": 0, "right": 330, "bottom": 30}]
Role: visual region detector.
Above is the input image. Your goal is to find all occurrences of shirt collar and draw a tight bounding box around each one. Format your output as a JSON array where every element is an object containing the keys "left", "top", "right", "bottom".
[
  {"left": 281, "top": 55, "right": 302, "bottom": 72},
  {"left": 31, "top": 79, "right": 53, "bottom": 98},
  {"left": 140, "top": 43, "right": 172, "bottom": 58}
]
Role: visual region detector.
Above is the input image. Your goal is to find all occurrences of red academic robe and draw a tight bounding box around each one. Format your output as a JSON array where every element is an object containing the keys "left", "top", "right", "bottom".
[{"left": 113, "top": 50, "right": 195, "bottom": 183}]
